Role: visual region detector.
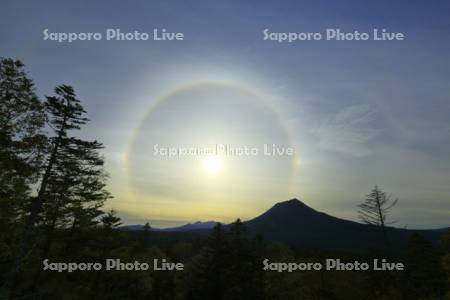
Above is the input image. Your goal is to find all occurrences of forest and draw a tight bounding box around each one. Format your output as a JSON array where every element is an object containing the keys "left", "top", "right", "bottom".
[{"left": 0, "top": 57, "right": 449, "bottom": 300}]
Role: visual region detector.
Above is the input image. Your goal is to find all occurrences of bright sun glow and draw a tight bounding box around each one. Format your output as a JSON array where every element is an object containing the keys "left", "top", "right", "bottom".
[{"left": 203, "top": 155, "right": 224, "bottom": 176}]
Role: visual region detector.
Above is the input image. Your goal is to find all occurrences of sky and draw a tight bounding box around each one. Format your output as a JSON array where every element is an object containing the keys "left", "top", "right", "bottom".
[{"left": 1, "top": 0, "right": 450, "bottom": 228}]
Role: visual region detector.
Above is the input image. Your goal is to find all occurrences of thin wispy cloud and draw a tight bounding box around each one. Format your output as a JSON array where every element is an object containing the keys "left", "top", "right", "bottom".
[{"left": 315, "top": 104, "right": 378, "bottom": 157}]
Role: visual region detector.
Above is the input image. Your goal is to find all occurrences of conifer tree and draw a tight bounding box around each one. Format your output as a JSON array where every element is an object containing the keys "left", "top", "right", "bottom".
[
  {"left": 101, "top": 209, "right": 122, "bottom": 230},
  {"left": 29, "top": 111, "right": 110, "bottom": 291},
  {"left": 402, "top": 233, "right": 447, "bottom": 298},
  {"left": 358, "top": 185, "right": 398, "bottom": 248},
  {"left": 228, "top": 219, "right": 265, "bottom": 300},
  {"left": 187, "top": 223, "right": 230, "bottom": 300},
  {"left": 2, "top": 85, "right": 109, "bottom": 299},
  {"left": 0, "top": 58, "right": 46, "bottom": 300},
  {"left": 0, "top": 58, "right": 46, "bottom": 238}
]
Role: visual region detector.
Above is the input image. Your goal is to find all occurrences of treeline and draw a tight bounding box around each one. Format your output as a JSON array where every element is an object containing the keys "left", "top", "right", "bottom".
[
  {"left": 0, "top": 58, "right": 449, "bottom": 299},
  {"left": 0, "top": 57, "right": 114, "bottom": 299}
]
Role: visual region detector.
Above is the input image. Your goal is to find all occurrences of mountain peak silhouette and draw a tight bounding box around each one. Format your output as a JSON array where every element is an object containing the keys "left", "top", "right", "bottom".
[
  {"left": 272, "top": 198, "right": 311, "bottom": 208},
  {"left": 245, "top": 197, "right": 380, "bottom": 251},
  {"left": 261, "top": 198, "right": 320, "bottom": 220},
  {"left": 244, "top": 198, "right": 443, "bottom": 252}
]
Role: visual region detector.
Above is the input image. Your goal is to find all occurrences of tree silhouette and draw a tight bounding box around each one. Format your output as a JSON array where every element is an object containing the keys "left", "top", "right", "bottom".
[
  {"left": 227, "top": 219, "right": 265, "bottom": 300},
  {"left": 143, "top": 222, "right": 151, "bottom": 232},
  {"left": 187, "top": 220, "right": 265, "bottom": 300},
  {"left": 101, "top": 210, "right": 123, "bottom": 230},
  {"left": 187, "top": 223, "right": 230, "bottom": 300},
  {"left": 358, "top": 185, "right": 398, "bottom": 248},
  {"left": 0, "top": 58, "right": 46, "bottom": 240},
  {"left": 2, "top": 84, "right": 109, "bottom": 299},
  {"left": 1, "top": 58, "right": 448, "bottom": 300},
  {"left": 402, "top": 233, "right": 447, "bottom": 299},
  {"left": 0, "top": 58, "right": 46, "bottom": 300}
]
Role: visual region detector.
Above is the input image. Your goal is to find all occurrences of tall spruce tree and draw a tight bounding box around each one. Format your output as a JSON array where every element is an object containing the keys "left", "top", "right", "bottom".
[
  {"left": 0, "top": 58, "right": 46, "bottom": 300},
  {"left": 187, "top": 223, "right": 230, "bottom": 300},
  {"left": 227, "top": 219, "right": 265, "bottom": 300},
  {"left": 28, "top": 106, "right": 110, "bottom": 291},
  {"left": 402, "top": 233, "right": 447, "bottom": 299},
  {"left": 0, "top": 58, "right": 46, "bottom": 240},
  {"left": 187, "top": 221, "right": 265, "bottom": 300},
  {"left": 1, "top": 85, "right": 109, "bottom": 299}
]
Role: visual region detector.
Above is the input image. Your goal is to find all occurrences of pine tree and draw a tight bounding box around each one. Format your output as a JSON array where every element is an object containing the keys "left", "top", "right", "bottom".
[
  {"left": 1, "top": 85, "right": 109, "bottom": 299},
  {"left": 31, "top": 86, "right": 111, "bottom": 292},
  {"left": 0, "top": 58, "right": 46, "bottom": 240},
  {"left": 88, "top": 210, "right": 123, "bottom": 300},
  {"left": 0, "top": 58, "right": 46, "bottom": 300},
  {"left": 187, "top": 221, "right": 266, "bottom": 300},
  {"left": 402, "top": 233, "right": 447, "bottom": 299},
  {"left": 227, "top": 219, "right": 265, "bottom": 300},
  {"left": 187, "top": 223, "right": 230, "bottom": 300},
  {"left": 101, "top": 210, "right": 122, "bottom": 230}
]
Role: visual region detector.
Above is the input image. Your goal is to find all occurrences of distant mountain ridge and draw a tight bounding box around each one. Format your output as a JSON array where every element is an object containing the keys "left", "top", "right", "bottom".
[
  {"left": 123, "top": 198, "right": 447, "bottom": 252},
  {"left": 123, "top": 221, "right": 218, "bottom": 232}
]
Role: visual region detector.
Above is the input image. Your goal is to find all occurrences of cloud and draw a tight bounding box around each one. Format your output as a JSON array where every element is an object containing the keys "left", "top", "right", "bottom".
[{"left": 315, "top": 104, "right": 378, "bottom": 157}]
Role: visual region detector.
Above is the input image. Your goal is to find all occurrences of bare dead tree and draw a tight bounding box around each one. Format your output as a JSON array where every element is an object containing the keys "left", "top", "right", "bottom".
[{"left": 358, "top": 185, "right": 398, "bottom": 248}]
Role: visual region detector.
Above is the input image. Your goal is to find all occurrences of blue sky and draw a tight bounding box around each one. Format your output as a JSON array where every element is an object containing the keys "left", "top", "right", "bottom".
[{"left": 1, "top": 0, "right": 450, "bottom": 228}]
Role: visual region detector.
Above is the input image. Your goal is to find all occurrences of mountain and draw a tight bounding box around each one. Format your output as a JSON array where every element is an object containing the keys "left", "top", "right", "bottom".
[
  {"left": 122, "top": 221, "right": 218, "bottom": 232},
  {"left": 123, "top": 199, "right": 446, "bottom": 253},
  {"left": 244, "top": 198, "right": 444, "bottom": 252},
  {"left": 160, "top": 221, "right": 218, "bottom": 232}
]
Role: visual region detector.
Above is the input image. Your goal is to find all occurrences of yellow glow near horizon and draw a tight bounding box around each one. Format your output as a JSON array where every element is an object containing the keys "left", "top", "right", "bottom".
[{"left": 122, "top": 81, "right": 299, "bottom": 224}]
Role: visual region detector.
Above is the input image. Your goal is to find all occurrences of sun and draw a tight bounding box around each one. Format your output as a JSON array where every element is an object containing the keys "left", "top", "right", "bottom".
[{"left": 203, "top": 155, "right": 224, "bottom": 176}]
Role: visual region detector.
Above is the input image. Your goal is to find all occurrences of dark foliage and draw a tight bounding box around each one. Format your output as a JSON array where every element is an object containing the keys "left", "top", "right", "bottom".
[{"left": 0, "top": 58, "right": 448, "bottom": 300}]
